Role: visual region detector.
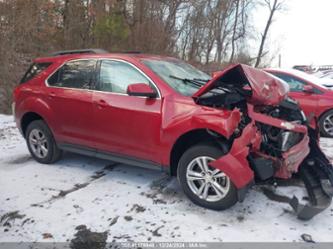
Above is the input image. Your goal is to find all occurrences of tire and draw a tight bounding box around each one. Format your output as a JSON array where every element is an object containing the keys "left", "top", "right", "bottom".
[
  {"left": 25, "top": 120, "right": 62, "bottom": 164},
  {"left": 177, "top": 143, "right": 238, "bottom": 211},
  {"left": 319, "top": 110, "right": 333, "bottom": 138}
]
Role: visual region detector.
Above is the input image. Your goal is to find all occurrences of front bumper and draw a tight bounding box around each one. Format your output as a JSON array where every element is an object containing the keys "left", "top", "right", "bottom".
[
  {"left": 248, "top": 104, "right": 311, "bottom": 179},
  {"left": 210, "top": 105, "right": 311, "bottom": 189},
  {"left": 276, "top": 134, "right": 310, "bottom": 179},
  {"left": 208, "top": 103, "right": 333, "bottom": 220},
  {"left": 209, "top": 104, "right": 314, "bottom": 209}
]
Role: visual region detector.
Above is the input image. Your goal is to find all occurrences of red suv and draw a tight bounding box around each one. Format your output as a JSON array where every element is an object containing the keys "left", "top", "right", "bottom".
[{"left": 13, "top": 50, "right": 333, "bottom": 220}]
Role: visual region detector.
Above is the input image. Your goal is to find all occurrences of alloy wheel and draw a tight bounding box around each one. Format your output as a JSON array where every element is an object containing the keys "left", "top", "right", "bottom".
[
  {"left": 28, "top": 129, "right": 49, "bottom": 159},
  {"left": 186, "top": 156, "right": 230, "bottom": 202},
  {"left": 323, "top": 114, "right": 333, "bottom": 136}
]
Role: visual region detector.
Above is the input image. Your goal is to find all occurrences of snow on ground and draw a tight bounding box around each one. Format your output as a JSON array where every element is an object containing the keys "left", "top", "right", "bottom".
[{"left": 0, "top": 114, "right": 333, "bottom": 243}]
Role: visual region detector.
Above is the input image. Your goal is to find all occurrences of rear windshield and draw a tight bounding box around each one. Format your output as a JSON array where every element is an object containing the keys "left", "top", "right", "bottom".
[{"left": 20, "top": 62, "right": 52, "bottom": 84}]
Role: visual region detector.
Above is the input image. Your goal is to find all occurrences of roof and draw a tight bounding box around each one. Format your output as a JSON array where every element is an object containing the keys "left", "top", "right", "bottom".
[
  {"left": 50, "top": 49, "right": 109, "bottom": 56},
  {"left": 34, "top": 51, "right": 177, "bottom": 63}
]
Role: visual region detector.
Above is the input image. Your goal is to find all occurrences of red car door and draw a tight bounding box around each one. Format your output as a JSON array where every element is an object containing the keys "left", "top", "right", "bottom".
[
  {"left": 289, "top": 91, "right": 319, "bottom": 120},
  {"left": 92, "top": 59, "right": 162, "bottom": 163},
  {"left": 45, "top": 59, "right": 97, "bottom": 147}
]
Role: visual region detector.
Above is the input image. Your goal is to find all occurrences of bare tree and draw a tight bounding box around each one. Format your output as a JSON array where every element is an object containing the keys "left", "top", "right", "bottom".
[
  {"left": 254, "top": 0, "right": 285, "bottom": 67},
  {"left": 229, "top": 0, "right": 240, "bottom": 63},
  {"left": 0, "top": 0, "right": 280, "bottom": 113},
  {"left": 214, "top": 0, "right": 234, "bottom": 63},
  {"left": 229, "top": 0, "right": 252, "bottom": 63}
]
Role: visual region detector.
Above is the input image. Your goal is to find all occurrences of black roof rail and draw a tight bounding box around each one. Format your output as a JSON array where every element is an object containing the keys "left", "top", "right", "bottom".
[
  {"left": 50, "top": 49, "right": 109, "bottom": 56},
  {"left": 120, "top": 51, "right": 142, "bottom": 54}
]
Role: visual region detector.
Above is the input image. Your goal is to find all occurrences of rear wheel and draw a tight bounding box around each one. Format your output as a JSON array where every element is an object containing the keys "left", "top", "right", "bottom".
[
  {"left": 319, "top": 110, "right": 333, "bottom": 138},
  {"left": 26, "top": 120, "right": 62, "bottom": 164},
  {"left": 177, "top": 143, "right": 238, "bottom": 210}
]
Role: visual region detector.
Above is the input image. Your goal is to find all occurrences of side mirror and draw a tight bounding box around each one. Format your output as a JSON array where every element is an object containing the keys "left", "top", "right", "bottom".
[
  {"left": 127, "top": 83, "right": 157, "bottom": 98},
  {"left": 303, "top": 85, "right": 315, "bottom": 94}
]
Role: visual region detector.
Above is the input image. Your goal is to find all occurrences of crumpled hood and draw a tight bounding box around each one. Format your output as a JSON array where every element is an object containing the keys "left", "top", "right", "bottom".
[{"left": 193, "top": 64, "right": 290, "bottom": 106}]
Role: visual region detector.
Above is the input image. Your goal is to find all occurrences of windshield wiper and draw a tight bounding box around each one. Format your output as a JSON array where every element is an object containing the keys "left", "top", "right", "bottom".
[
  {"left": 193, "top": 78, "right": 210, "bottom": 83},
  {"left": 169, "top": 75, "right": 206, "bottom": 88}
]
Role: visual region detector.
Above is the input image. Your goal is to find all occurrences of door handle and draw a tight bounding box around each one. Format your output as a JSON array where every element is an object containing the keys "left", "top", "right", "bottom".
[
  {"left": 48, "top": 92, "right": 56, "bottom": 99},
  {"left": 94, "top": 99, "right": 109, "bottom": 108}
]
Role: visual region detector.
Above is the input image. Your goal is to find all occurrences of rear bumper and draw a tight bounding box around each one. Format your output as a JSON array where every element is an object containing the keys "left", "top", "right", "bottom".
[
  {"left": 12, "top": 102, "right": 22, "bottom": 135},
  {"left": 11, "top": 102, "right": 15, "bottom": 118}
]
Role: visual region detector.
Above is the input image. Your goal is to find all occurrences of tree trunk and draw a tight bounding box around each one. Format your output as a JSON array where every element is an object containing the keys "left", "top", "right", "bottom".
[
  {"left": 254, "top": 0, "right": 278, "bottom": 68},
  {"left": 229, "top": 0, "right": 240, "bottom": 64}
]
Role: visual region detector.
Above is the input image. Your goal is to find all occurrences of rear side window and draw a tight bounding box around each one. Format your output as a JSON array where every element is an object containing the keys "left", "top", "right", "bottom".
[
  {"left": 271, "top": 73, "right": 306, "bottom": 92},
  {"left": 20, "top": 62, "right": 52, "bottom": 84},
  {"left": 48, "top": 60, "right": 96, "bottom": 89}
]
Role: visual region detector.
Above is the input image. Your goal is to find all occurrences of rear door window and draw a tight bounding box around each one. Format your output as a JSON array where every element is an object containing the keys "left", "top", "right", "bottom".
[
  {"left": 48, "top": 60, "right": 96, "bottom": 89},
  {"left": 20, "top": 62, "right": 52, "bottom": 84}
]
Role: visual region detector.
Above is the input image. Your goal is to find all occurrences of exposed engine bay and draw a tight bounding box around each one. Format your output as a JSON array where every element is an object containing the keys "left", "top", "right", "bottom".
[
  {"left": 257, "top": 98, "right": 306, "bottom": 157},
  {"left": 194, "top": 64, "right": 333, "bottom": 220},
  {"left": 196, "top": 78, "right": 306, "bottom": 158}
]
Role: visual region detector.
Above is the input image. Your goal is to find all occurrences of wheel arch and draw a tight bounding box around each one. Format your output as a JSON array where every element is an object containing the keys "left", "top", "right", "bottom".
[
  {"left": 318, "top": 108, "right": 333, "bottom": 122},
  {"left": 17, "top": 95, "right": 56, "bottom": 138},
  {"left": 169, "top": 129, "right": 229, "bottom": 176},
  {"left": 318, "top": 108, "right": 333, "bottom": 137},
  {"left": 21, "top": 112, "right": 45, "bottom": 137}
]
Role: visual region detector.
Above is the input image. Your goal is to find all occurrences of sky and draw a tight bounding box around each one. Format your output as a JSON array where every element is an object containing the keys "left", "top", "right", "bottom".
[{"left": 254, "top": 0, "right": 333, "bottom": 68}]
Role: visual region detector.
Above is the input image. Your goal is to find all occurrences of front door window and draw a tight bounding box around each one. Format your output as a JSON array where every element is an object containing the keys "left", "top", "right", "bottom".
[{"left": 98, "top": 60, "right": 151, "bottom": 94}]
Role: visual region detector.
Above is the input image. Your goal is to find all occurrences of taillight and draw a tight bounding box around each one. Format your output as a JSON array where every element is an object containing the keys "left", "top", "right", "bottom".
[{"left": 13, "top": 86, "right": 20, "bottom": 101}]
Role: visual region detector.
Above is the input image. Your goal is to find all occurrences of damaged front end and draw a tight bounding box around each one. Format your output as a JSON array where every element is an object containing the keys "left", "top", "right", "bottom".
[
  {"left": 293, "top": 128, "right": 333, "bottom": 220},
  {"left": 194, "top": 64, "right": 333, "bottom": 220}
]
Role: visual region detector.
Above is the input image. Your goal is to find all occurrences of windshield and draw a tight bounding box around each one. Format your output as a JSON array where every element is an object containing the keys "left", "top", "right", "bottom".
[
  {"left": 285, "top": 69, "right": 329, "bottom": 90},
  {"left": 142, "top": 59, "right": 211, "bottom": 96}
]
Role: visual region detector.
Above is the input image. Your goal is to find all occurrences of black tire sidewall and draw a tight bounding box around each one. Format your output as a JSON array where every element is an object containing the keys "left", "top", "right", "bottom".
[
  {"left": 26, "top": 120, "right": 59, "bottom": 164},
  {"left": 319, "top": 110, "right": 333, "bottom": 138},
  {"left": 177, "top": 143, "right": 238, "bottom": 211}
]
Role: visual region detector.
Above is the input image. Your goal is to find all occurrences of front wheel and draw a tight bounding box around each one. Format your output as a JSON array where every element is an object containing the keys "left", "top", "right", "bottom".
[
  {"left": 319, "top": 110, "right": 333, "bottom": 138},
  {"left": 177, "top": 143, "right": 238, "bottom": 210}
]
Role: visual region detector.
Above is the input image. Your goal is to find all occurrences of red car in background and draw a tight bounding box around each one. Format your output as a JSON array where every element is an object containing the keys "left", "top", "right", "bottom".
[
  {"left": 265, "top": 68, "right": 333, "bottom": 138},
  {"left": 13, "top": 50, "right": 333, "bottom": 220}
]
